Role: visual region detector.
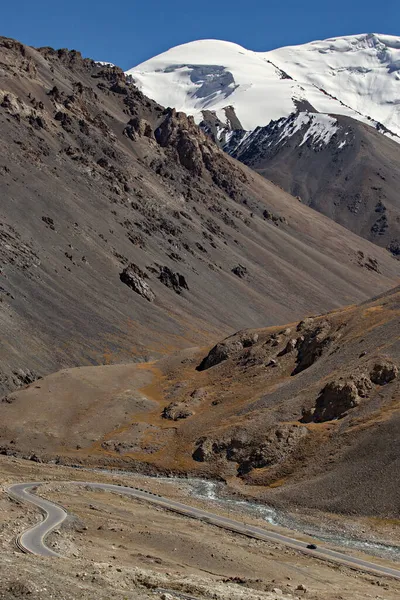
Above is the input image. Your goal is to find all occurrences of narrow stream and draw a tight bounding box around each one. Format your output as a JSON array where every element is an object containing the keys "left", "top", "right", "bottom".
[
  {"left": 91, "top": 467, "right": 400, "bottom": 561},
  {"left": 154, "top": 475, "right": 400, "bottom": 562},
  {"left": 185, "top": 479, "right": 400, "bottom": 561}
]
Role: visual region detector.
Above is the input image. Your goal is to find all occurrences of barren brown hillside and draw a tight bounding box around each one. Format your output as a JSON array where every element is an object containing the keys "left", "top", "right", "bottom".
[{"left": 2, "top": 286, "right": 399, "bottom": 518}]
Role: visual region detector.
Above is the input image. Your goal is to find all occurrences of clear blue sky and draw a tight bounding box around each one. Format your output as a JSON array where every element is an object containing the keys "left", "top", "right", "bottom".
[{"left": 2, "top": 0, "right": 399, "bottom": 69}]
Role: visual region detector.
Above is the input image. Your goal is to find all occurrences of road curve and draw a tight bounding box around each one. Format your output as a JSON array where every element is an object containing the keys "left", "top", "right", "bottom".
[
  {"left": 7, "top": 483, "right": 67, "bottom": 558},
  {"left": 6, "top": 481, "right": 400, "bottom": 580}
]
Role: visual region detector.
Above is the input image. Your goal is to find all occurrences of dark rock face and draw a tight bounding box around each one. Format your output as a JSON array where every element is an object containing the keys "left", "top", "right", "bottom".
[
  {"left": 388, "top": 240, "right": 400, "bottom": 256},
  {"left": 231, "top": 264, "right": 247, "bottom": 278},
  {"left": 356, "top": 251, "right": 380, "bottom": 272},
  {"left": 0, "top": 369, "right": 39, "bottom": 397},
  {"left": 12, "top": 368, "right": 39, "bottom": 387},
  {"left": 200, "top": 106, "right": 244, "bottom": 147},
  {"left": 120, "top": 263, "right": 155, "bottom": 302},
  {"left": 225, "top": 110, "right": 400, "bottom": 254},
  {"left": 278, "top": 338, "right": 298, "bottom": 356},
  {"left": 158, "top": 266, "right": 188, "bottom": 294},
  {"left": 197, "top": 330, "right": 259, "bottom": 371},
  {"left": 292, "top": 320, "right": 333, "bottom": 375},
  {"left": 370, "top": 360, "right": 398, "bottom": 385},
  {"left": 41, "top": 216, "right": 55, "bottom": 230},
  {"left": 123, "top": 117, "right": 154, "bottom": 140}
]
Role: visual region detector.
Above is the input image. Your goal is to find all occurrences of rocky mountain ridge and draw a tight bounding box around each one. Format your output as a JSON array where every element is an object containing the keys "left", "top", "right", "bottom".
[
  {"left": 225, "top": 110, "right": 400, "bottom": 255},
  {"left": 2, "top": 36, "right": 399, "bottom": 394}
]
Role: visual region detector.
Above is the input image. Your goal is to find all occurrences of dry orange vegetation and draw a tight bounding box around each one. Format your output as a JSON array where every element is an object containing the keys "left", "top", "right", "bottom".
[{"left": 1, "top": 287, "right": 399, "bottom": 519}]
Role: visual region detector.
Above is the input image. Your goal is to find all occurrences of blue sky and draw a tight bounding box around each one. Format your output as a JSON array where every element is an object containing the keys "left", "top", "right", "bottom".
[{"left": 2, "top": 0, "right": 399, "bottom": 69}]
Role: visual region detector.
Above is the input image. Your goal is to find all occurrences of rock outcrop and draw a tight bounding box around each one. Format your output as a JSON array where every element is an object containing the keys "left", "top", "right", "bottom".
[
  {"left": 120, "top": 264, "right": 155, "bottom": 302},
  {"left": 302, "top": 359, "right": 398, "bottom": 423},
  {"left": 231, "top": 264, "right": 247, "bottom": 278},
  {"left": 308, "top": 380, "right": 360, "bottom": 422},
  {"left": 154, "top": 108, "right": 245, "bottom": 199},
  {"left": 292, "top": 319, "right": 334, "bottom": 375},
  {"left": 155, "top": 109, "right": 208, "bottom": 177},
  {"left": 0, "top": 369, "right": 39, "bottom": 398},
  {"left": 162, "top": 402, "right": 193, "bottom": 421},
  {"left": 197, "top": 330, "right": 259, "bottom": 371},
  {"left": 158, "top": 266, "right": 189, "bottom": 294},
  {"left": 263, "top": 209, "right": 287, "bottom": 226},
  {"left": 193, "top": 424, "right": 308, "bottom": 475},
  {"left": 370, "top": 360, "right": 398, "bottom": 385},
  {"left": 123, "top": 116, "right": 154, "bottom": 140}
]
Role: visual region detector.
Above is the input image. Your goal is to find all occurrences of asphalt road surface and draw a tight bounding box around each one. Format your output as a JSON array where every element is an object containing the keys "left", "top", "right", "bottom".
[{"left": 6, "top": 481, "right": 400, "bottom": 580}]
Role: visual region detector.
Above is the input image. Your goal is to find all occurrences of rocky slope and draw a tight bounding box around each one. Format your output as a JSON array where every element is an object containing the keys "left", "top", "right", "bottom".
[
  {"left": 2, "top": 286, "right": 400, "bottom": 518},
  {"left": 1, "top": 36, "right": 399, "bottom": 395},
  {"left": 226, "top": 111, "right": 400, "bottom": 255}
]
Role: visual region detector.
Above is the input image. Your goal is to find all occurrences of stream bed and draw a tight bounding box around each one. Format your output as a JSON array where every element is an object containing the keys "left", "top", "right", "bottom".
[
  {"left": 150, "top": 475, "right": 400, "bottom": 562},
  {"left": 91, "top": 467, "right": 400, "bottom": 562}
]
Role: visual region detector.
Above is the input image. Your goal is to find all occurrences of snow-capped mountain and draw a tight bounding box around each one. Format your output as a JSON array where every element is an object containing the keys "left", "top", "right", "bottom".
[{"left": 127, "top": 33, "right": 400, "bottom": 139}]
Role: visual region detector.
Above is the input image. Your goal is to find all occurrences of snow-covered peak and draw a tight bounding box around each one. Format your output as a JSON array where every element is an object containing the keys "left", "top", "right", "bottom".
[
  {"left": 279, "top": 113, "right": 339, "bottom": 147},
  {"left": 227, "top": 111, "right": 346, "bottom": 160},
  {"left": 95, "top": 61, "right": 116, "bottom": 67},
  {"left": 127, "top": 34, "right": 400, "bottom": 138},
  {"left": 269, "top": 33, "right": 400, "bottom": 134}
]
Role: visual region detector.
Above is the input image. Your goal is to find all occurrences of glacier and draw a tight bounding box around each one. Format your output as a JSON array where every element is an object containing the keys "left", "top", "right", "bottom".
[{"left": 126, "top": 33, "right": 400, "bottom": 139}]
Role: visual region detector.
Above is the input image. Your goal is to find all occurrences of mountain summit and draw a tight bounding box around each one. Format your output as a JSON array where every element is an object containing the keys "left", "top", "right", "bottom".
[{"left": 128, "top": 33, "right": 400, "bottom": 139}]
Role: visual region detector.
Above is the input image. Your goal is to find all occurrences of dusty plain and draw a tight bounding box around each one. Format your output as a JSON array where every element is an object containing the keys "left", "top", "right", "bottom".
[{"left": 1, "top": 456, "right": 400, "bottom": 600}]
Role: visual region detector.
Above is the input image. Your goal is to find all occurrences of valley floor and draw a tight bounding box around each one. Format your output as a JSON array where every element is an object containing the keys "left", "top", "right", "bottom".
[{"left": 1, "top": 456, "right": 400, "bottom": 600}]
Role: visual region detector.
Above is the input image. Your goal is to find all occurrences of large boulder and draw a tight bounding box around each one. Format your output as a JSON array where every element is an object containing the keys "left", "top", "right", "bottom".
[
  {"left": 120, "top": 263, "right": 155, "bottom": 302},
  {"left": 370, "top": 360, "right": 398, "bottom": 385}
]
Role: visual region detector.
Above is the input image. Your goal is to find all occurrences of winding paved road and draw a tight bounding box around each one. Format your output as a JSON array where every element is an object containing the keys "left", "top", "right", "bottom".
[{"left": 6, "top": 481, "right": 400, "bottom": 580}]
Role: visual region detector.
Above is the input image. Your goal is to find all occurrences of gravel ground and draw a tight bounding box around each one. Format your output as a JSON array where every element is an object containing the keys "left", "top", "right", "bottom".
[{"left": 1, "top": 456, "right": 400, "bottom": 600}]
